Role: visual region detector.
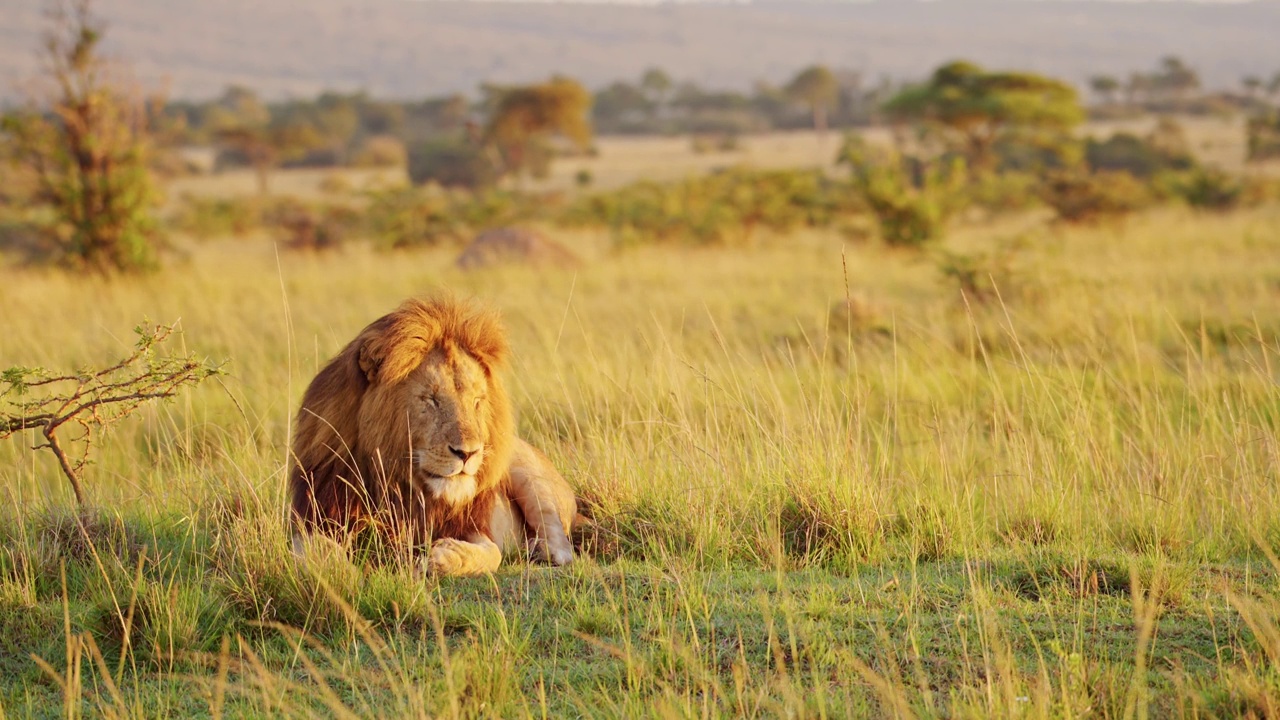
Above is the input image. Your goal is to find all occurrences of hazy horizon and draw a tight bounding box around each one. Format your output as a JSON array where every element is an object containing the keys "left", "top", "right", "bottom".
[{"left": 2, "top": 0, "right": 1278, "bottom": 102}]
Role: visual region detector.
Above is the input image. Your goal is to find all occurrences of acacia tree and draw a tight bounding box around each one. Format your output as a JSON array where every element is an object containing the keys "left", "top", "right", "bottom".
[
  {"left": 1089, "top": 75, "right": 1121, "bottom": 105},
  {"left": 640, "top": 67, "right": 673, "bottom": 121},
  {"left": 1, "top": 0, "right": 160, "bottom": 272},
  {"left": 1154, "top": 56, "right": 1200, "bottom": 102},
  {"left": 483, "top": 76, "right": 592, "bottom": 181},
  {"left": 785, "top": 65, "right": 839, "bottom": 135},
  {"left": 884, "top": 61, "right": 1083, "bottom": 174}
]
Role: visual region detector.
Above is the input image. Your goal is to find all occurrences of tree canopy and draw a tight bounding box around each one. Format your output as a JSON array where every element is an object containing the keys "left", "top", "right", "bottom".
[
  {"left": 483, "top": 77, "right": 592, "bottom": 179},
  {"left": 883, "top": 60, "right": 1083, "bottom": 172},
  {"left": 785, "top": 65, "right": 839, "bottom": 134}
]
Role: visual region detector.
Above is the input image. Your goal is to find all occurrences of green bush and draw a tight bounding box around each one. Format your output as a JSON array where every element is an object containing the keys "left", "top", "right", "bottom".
[
  {"left": 1085, "top": 132, "right": 1195, "bottom": 178},
  {"left": 1039, "top": 170, "right": 1152, "bottom": 224},
  {"left": 172, "top": 197, "right": 262, "bottom": 239},
  {"left": 364, "top": 187, "right": 547, "bottom": 250},
  {"left": 994, "top": 130, "right": 1081, "bottom": 174},
  {"left": 838, "top": 136, "right": 967, "bottom": 248},
  {"left": 966, "top": 171, "right": 1041, "bottom": 213},
  {"left": 1166, "top": 168, "right": 1249, "bottom": 211},
  {"left": 407, "top": 136, "right": 497, "bottom": 189},
  {"left": 1246, "top": 113, "right": 1280, "bottom": 163},
  {"left": 561, "top": 168, "right": 853, "bottom": 246},
  {"left": 278, "top": 205, "right": 358, "bottom": 251},
  {"left": 365, "top": 188, "right": 469, "bottom": 249}
]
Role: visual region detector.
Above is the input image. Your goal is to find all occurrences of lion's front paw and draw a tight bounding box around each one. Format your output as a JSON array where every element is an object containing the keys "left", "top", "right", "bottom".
[
  {"left": 530, "top": 537, "right": 575, "bottom": 567},
  {"left": 424, "top": 538, "right": 500, "bottom": 576},
  {"left": 425, "top": 538, "right": 469, "bottom": 575}
]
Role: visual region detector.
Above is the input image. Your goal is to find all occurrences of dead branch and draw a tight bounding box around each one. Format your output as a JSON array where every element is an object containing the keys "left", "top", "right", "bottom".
[{"left": 1, "top": 321, "right": 223, "bottom": 503}]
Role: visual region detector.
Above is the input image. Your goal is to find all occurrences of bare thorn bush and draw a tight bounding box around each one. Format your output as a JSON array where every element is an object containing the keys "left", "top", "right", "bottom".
[{"left": 1, "top": 322, "right": 222, "bottom": 503}]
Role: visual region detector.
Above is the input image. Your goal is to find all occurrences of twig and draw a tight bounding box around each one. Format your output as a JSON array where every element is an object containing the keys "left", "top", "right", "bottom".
[{"left": 1, "top": 321, "right": 223, "bottom": 504}]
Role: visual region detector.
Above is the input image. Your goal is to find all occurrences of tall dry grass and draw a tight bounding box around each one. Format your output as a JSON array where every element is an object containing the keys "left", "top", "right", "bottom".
[{"left": 1, "top": 204, "right": 1279, "bottom": 715}]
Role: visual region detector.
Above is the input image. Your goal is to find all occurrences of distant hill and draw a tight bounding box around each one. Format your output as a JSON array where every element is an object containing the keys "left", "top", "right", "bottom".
[{"left": 2, "top": 0, "right": 1278, "bottom": 101}]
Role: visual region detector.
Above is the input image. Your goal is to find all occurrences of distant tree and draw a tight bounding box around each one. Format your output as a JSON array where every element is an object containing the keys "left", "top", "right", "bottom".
[
  {"left": 311, "top": 92, "right": 361, "bottom": 162},
  {"left": 1242, "top": 76, "right": 1264, "bottom": 100},
  {"left": 785, "top": 65, "right": 840, "bottom": 135},
  {"left": 403, "top": 94, "right": 469, "bottom": 141},
  {"left": 883, "top": 60, "right": 1083, "bottom": 173},
  {"left": 1085, "top": 126, "right": 1194, "bottom": 178},
  {"left": 1155, "top": 56, "right": 1200, "bottom": 101},
  {"left": 669, "top": 83, "right": 755, "bottom": 135},
  {"left": 357, "top": 99, "right": 406, "bottom": 137},
  {"left": 640, "top": 68, "right": 673, "bottom": 111},
  {"left": 593, "top": 81, "right": 653, "bottom": 131},
  {"left": 1125, "top": 73, "right": 1152, "bottom": 106},
  {"left": 1089, "top": 75, "right": 1121, "bottom": 105},
  {"left": 749, "top": 82, "right": 793, "bottom": 128},
  {"left": 1, "top": 0, "right": 161, "bottom": 272},
  {"left": 831, "top": 69, "right": 867, "bottom": 125},
  {"left": 483, "top": 76, "right": 592, "bottom": 180},
  {"left": 210, "top": 86, "right": 322, "bottom": 194},
  {"left": 1267, "top": 72, "right": 1280, "bottom": 105}
]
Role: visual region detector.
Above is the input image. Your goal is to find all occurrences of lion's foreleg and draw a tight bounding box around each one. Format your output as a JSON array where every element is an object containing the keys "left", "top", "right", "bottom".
[
  {"left": 508, "top": 469, "right": 575, "bottom": 567},
  {"left": 425, "top": 534, "right": 503, "bottom": 576}
]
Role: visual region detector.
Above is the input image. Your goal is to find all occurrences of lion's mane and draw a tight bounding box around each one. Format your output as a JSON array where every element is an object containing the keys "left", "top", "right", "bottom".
[{"left": 288, "top": 297, "right": 515, "bottom": 546}]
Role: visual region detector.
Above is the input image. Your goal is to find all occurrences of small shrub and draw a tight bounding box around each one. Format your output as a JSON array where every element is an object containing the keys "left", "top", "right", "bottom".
[
  {"left": 560, "top": 168, "right": 852, "bottom": 246},
  {"left": 966, "top": 171, "right": 1041, "bottom": 213},
  {"left": 366, "top": 188, "right": 467, "bottom": 250},
  {"left": 838, "top": 136, "right": 967, "bottom": 248},
  {"left": 351, "top": 134, "right": 408, "bottom": 168},
  {"left": 1247, "top": 112, "right": 1280, "bottom": 163},
  {"left": 1039, "top": 170, "right": 1152, "bottom": 224},
  {"left": 364, "top": 187, "right": 545, "bottom": 250},
  {"left": 172, "top": 197, "right": 261, "bottom": 239},
  {"left": 1168, "top": 168, "right": 1249, "bottom": 211},
  {"left": 1086, "top": 128, "right": 1195, "bottom": 179},
  {"left": 279, "top": 205, "right": 356, "bottom": 251},
  {"left": 407, "top": 136, "right": 497, "bottom": 189}
]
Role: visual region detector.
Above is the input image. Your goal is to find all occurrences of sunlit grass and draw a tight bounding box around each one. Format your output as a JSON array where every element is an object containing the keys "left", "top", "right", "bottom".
[{"left": 2, "top": 203, "right": 1280, "bottom": 715}]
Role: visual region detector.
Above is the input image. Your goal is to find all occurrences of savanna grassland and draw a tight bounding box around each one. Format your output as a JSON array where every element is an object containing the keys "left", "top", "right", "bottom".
[{"left": 3, "top": 199, "right": 1280, "bottom": 717}]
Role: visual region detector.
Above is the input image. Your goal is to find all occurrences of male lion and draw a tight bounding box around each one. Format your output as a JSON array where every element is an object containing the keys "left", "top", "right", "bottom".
[{"left": 288, "top": 297, "right": 577, "bottom": 576}]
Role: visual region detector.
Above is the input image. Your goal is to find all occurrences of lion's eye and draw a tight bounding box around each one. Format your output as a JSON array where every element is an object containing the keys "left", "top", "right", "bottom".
[{"left": 425, "top": 395, "right": 439, "bottom": 408}]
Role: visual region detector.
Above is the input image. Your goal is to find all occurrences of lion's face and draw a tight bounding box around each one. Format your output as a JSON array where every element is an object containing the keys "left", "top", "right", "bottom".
[{"left": 360, "top": 346, "right": 499, "bottom": 508}]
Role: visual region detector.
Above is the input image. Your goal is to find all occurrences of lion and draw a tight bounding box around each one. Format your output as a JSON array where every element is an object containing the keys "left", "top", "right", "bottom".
[{"left": 288, "top": 297, "right": 577, "bottom": 576}]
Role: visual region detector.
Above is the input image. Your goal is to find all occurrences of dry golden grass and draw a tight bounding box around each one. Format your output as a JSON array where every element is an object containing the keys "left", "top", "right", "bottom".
[{"left": 3, "top": 165, "right": 1280, "bottom": 714}]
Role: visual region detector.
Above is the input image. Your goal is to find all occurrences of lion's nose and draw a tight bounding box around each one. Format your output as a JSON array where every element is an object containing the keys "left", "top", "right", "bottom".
[{"left": 449, "top": 445, "right": 479, "bottom": 463}]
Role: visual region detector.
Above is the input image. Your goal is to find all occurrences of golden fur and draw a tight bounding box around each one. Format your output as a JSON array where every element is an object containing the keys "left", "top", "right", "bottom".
[{"left": 288, "top": 297, "right": 576, "bottom": 574}]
